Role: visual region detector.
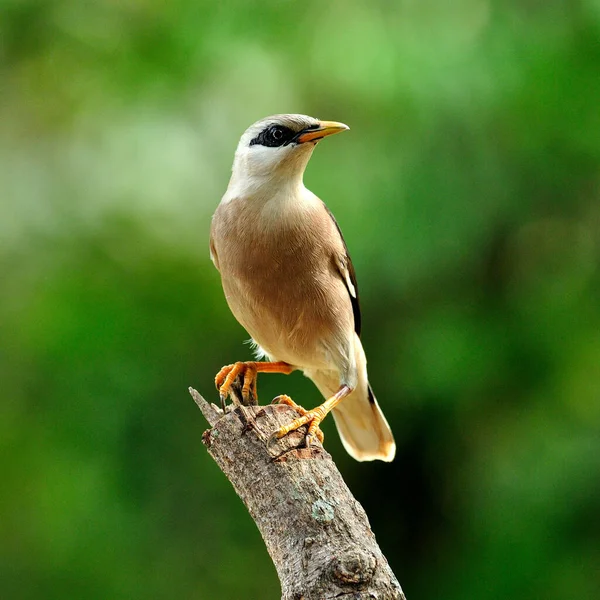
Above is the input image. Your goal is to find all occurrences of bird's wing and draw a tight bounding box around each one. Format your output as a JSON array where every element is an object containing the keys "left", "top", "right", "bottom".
[
  {"left": 209, "top": 232, "right": 220, "bottom": 271},
  {"left": 322, "top": 202, "right": 362, "bottom": 337}
]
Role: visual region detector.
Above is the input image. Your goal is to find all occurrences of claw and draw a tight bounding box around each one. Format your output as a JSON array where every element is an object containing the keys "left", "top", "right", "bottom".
[
  {"left": 271, "top": 398, "right": 325, "bottom": 447},
  {"left": 214, "top": 361, "right": 295, "bottom": 409},
  {"left": 307, "top": 424, "right": 325, "bottom": 445},
  {"left": 216, "top": 362, "right": 246, "bottom": 403},
  {"left": 272, "top": 394, "right": 307, "bottom": 415},
  {"left": 267, "top": 429, "right": 280, "bottom": 447},
  {"left": 271, "top": 385, "right": 353, "bottom": 448}
]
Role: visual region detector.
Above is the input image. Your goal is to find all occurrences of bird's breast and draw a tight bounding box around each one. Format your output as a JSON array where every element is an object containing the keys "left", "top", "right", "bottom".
[{"left": 212, "top": 195, "right": 352, "bottom": 368}]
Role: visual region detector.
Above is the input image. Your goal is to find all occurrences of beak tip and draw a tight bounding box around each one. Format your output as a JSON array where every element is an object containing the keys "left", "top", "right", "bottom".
[
  {"left": 297, "top": 120, "right": 350, "bottom": 143},
  {"left": 323, "top": 121, "right": 349, "bottom": 132}
]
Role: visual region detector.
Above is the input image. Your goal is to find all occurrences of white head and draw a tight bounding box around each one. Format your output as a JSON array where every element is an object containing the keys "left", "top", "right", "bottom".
[{"left": 227, "top": 114, "right": 349, "bottom": 196}]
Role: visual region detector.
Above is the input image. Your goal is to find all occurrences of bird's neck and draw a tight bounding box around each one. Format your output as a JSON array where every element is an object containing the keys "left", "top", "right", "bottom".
[
  {"left": 222, "top": 169, "right": 320, "bottom": 233},
  {"left": 225, "top": 144, "right": 316, "bottom": 204},
  {"left": 225, "top": 167, "right": 306, "bottom": 206}
]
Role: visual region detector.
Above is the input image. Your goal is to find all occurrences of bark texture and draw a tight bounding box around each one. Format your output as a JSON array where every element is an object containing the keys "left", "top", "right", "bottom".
[{"left": 190, "top": 387, "right": 405, "bottom": 600}]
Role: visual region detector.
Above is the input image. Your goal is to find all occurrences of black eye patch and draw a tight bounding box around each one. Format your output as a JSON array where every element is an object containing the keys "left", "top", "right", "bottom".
[
  {"left": 249, "top": 124, "right": 295, "bottom": 147},
  {"left": 249, "top": 123, "right": 320, "bottom": 148}
]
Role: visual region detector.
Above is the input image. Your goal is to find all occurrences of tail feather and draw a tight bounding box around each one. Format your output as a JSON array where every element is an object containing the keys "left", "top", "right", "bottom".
[{"left": 332, "top": 385, "right": 396, "bottom": 462}]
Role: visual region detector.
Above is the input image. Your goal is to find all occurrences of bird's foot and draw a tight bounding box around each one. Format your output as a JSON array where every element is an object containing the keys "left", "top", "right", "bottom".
[
  {"left": 271, "top": 395, "right": 325, "bottom": 446},
  {"left": 270, "top": 385, "right": 353, "bottom": 450},
  {"left": 215, "top": 361, "right": 294, "bottom": 410},
  {"left": 215, "top": 362, "right": 257, "bottom": 409}
]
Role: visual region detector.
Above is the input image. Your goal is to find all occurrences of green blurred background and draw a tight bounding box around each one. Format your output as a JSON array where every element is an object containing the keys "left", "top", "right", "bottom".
[{"left": 2, "top": 1, "right": 599, "bottom": 598}]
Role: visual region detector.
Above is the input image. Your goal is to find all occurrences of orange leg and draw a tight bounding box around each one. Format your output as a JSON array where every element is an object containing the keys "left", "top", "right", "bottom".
[
  {"left": 273, "top": 385, "right": 352, "bottom": 447},
  {"left": 215, "top": 361, "right": 294, "bottom": 406},
  {"left": 272, "top": 395, "right": 324, "bottom": 443}
]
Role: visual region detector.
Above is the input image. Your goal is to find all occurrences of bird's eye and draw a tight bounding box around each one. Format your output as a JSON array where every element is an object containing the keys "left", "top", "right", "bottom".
[
  {"left": 270, "top": 127, "right": 284, "bottom": 141},
  {"left": 249, "top": 124, "right": 293, "bottom": 147}
]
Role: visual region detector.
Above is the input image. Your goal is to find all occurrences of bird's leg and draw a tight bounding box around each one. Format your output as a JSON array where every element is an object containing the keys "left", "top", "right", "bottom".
[
  {"left": 215, "top": 361, "right": 294, "bottom": 407},
  {"left": 272, "top": 395, "right": 324, "bottom": 443},
  {"left": 273, "top": 384, "right": 352, "bottom": 447}
]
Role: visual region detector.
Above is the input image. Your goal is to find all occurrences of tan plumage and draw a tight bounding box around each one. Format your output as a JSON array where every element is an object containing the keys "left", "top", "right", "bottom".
[{"left": 210, "top": 114, "right": 395, "bottom": 462}]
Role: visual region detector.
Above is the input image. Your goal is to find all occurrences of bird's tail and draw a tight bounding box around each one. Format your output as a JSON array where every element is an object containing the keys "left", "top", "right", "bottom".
[
  {"left": 333, "top": 384, "right": 395, "bottom": 462},
  {"left": 309, "top": 368, "right": 396, "bottom": 462}
]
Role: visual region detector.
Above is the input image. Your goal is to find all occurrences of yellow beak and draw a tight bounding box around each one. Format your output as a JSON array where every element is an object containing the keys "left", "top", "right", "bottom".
[{"left": 296, "top": 120, "right": 350, "bottom": 144}]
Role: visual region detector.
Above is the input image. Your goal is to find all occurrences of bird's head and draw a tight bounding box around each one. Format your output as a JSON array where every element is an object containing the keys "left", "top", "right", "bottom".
[{"left": 229, "top": 114, "right": 349, "bottom": 192}]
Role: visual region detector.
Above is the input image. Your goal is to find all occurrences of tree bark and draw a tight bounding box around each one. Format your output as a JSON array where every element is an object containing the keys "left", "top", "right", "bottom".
[{"left": 189, "top": 387, "right": 406, "bottom": 600}]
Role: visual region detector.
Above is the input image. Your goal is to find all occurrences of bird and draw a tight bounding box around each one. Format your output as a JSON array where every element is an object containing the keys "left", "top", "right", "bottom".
[{"left": 209, "top": 114, "right": 395, "bottom": 462}]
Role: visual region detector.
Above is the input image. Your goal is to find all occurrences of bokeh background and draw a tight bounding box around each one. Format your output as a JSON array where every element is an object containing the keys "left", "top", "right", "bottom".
[{"left": 2, "top": 1, "right": 599, "bottom": 598}]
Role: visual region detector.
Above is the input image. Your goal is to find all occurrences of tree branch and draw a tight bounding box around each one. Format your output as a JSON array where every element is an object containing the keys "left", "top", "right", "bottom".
[{"left": 189, "top": 387, "right": 406, "bottom": 600}]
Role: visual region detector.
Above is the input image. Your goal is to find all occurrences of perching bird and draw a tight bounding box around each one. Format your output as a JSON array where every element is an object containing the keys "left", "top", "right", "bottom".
[{"left": 210, "top": 114, "right": 395, "bottom": 462}]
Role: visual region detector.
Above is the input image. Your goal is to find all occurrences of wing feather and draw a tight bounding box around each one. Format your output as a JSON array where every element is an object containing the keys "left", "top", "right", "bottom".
[
  {"left": 209, "top": 233, "right": 220, "bottom": 271},
  {"left": 322, "top": 202, "right": 362, "bottom": 337}
]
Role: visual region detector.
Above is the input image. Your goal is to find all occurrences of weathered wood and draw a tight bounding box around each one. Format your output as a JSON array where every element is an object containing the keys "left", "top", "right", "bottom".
[{"left": 189, "top": 387, "right": 405, "bottom": 600}]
